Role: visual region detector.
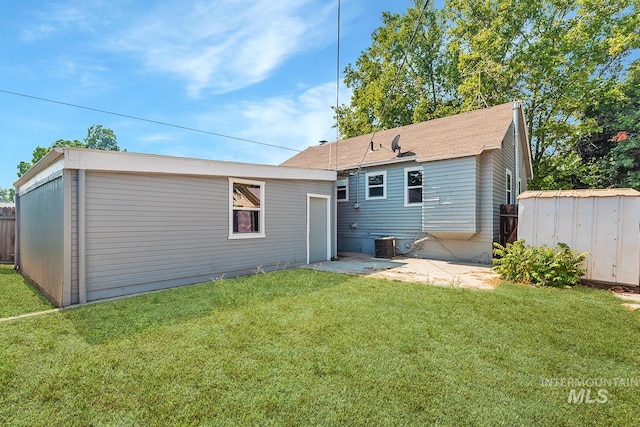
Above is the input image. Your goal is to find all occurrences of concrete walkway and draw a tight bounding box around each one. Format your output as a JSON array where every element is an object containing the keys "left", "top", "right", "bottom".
[{"left": 301, "top": 252, "right": 499, "bottom": 290}]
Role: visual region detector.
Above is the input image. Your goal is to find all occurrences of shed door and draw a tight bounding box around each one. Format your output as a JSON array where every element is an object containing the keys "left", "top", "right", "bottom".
[{"left": 308, "top": 195, "right": 330, "bottom": 263}]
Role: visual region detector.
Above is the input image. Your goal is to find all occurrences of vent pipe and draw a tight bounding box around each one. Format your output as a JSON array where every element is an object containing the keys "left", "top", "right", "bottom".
[{"left": 513, "top": 102, "right": 521, "bottom": 206}]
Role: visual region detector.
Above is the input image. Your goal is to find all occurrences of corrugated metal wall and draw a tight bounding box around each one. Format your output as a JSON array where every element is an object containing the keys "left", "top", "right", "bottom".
[
  {"left": 518, "top": 193, "right": 640, "bottom": 285},
  {"left": 18, "top": 176, "right": 65, "bottom": 305},
  {"left": 83, "top": 172, "right": 333, "bottom": 302},
  {"left": 337, "top": 163, "right": 423, "bottom": 254}
]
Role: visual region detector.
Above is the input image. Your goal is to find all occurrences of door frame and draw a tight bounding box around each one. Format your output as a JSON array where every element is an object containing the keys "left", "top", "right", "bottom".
[{"left": 306, "top": 194, "right": 331, "bottom": 264}]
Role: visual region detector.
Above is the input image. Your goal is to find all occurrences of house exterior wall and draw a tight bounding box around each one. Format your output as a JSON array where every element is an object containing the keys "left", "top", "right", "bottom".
[
  {"left": 422, "top": 156, "right": 478, "bottom": 235},
  {"left": 17, "top": 175, "right": 65, "bottom": 305},
  {"left": 336, "top": 154, "right": 498, "bottom": 263},
  {"left": 414, "top": 151, "right": 495, "bottom": 263},
  {"left": 83, "top": 171, "right": 334, "bottom": 302},
  {"left": 337, "top": 161, "right": 423, "bottom": 254}
]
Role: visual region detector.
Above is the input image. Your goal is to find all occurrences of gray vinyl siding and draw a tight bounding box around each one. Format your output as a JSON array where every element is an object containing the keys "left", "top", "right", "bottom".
[
  {"left": 492, "top": 122, "right": 527, "bottom": 242},
  {"left": 422, "top": 156, "right": 477, "bottom": 234},
  {"left": 18, "top": 176, "right": 65, "bottom": 305},
  {"left": 83, "top": 172, "right": 332, "bottom": 301},
  {"left": 70, "top": 170, "right": 79, "bottom": 305},
  {"left": 414, "top": 152, "right": 495, "bottom": 263},
  {"left": 337, "top": 162, "right": 423, "bottom": 254}
]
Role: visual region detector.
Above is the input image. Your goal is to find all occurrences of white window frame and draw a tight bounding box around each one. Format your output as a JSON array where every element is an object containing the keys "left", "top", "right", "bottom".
[
  {"left": 228, "top": 177, "right": 266, "bottom": 239},
  {"left": 365, "top": 171, "right": 387, "bottom": 200},
  {"left": 404, "top": 166, "right": 423, "bottom": 207},
  {"left": 506, "top": 169, "right": 513, "bottom": 204},
  {"left": 336, "top": 178, "right": 349, "bottom": 202}
]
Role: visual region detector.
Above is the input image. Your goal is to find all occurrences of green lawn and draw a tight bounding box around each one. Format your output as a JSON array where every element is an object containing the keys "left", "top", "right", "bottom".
[
  {"left": 1, "top": 268, "right": 639, "bottom": 426},
  {"left": 0, "top": 264, "right": 53, "bottom": 318}
]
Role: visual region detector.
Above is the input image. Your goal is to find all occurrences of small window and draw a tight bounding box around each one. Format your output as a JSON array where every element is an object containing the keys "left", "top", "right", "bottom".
[
  {"left": 337, "top": 178, "right": 349, "bottom": 201},
  {"left": 506, "top": 170, "right": 513, "bottom": 204},
  {"left": 229, "top": 178, "right": 265, "bottom": 239},
  {"left": 404, "top": 167, "right": 423, "bottom": 206},
  {"left": 366, "top": 171, "right": 386, "bottom": 200},
  {"left": 518, "top": 178, "right": 522, "bottom": 196}
]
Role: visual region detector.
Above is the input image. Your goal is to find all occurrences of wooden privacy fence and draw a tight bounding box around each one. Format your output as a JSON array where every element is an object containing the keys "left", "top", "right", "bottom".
[
  {"left": 499, "top": 204, "right": 518, "bottom": 246},
  {"left": 0, "top": 206, "right": 15, "bottom": 263}
]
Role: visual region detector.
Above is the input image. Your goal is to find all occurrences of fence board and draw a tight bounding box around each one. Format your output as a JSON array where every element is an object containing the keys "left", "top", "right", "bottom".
[{"left": 0, "top": 206, "right": 15, "bottom": 263}]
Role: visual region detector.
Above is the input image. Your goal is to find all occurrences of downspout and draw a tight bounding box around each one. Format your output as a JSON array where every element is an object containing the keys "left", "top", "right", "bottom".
[
  {"left": 513, "top": 102, "right": 521, "bottom": 206},
  {"left": 78, "top": 169, "right": 87, "bottom": 304}
]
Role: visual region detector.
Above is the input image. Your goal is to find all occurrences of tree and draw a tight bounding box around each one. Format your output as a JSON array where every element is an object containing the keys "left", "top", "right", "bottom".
[
  {"left": 336, "top": 2, "right": 460, "bottom": 138},
  {"left": 447, "top": 0, "right": 639, "bottom": 189},
  {"left": 0, "top": 187, "right": 14, "bottom": 203},
  {"left": 17, "top": 126, "right": 121, "bottom": 177},
  {"left": 336, "top": 0, "right": 640, "bottom": 189},
  {"left": 577, "top": 60, "right": 640, "bottom": 190},
  {"left": 84, "top": 125, "right": 119, "bottom": 151}
]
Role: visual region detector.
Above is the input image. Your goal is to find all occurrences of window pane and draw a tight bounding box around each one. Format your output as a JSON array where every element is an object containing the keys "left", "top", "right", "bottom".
[
  {"left": 233, "top": 210, "right": 259, "bottom": 233},
  {"left": 408, "top": 188, "right": 422, "bottom": 204},
  {"left": 368, "top": 174, "right": 383, "bottom": 186},
  {"left": 369, "top": 187, "right": 384, "bottom": 198},
  {"left": 337, "top": 188, "right": 347, "bottom": 200},
  {"left": 408, "top": 170, "right": 422, "bottom": 186},
  {"left": 233, "top": 183, "right": 261, "bottom": 208}
]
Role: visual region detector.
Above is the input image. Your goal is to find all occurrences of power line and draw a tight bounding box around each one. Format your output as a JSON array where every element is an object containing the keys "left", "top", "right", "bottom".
[
  {"left": 355, "top": 0, "right": 431, "bottom": 171},
  {"left": 0, "top": 88, "right": 301, "bottom": 153}
]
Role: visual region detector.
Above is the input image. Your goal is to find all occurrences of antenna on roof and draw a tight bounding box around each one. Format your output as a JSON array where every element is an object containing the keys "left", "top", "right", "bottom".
[{"left": 391, "top": 134, "right": 401, "bottom": 156}]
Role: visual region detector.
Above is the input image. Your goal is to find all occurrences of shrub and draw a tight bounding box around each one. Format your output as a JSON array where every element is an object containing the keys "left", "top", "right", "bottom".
[{"left": 493, "top": 240, "right": 587, "bottom": 287}]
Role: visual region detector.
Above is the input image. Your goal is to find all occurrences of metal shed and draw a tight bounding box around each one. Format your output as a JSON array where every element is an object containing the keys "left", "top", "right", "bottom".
[
  {"left": 14, "top": 148, "right": 337, "bottom": 307},
  {"left": 518, "top": 189, "right": 640, "bottom": 287}
]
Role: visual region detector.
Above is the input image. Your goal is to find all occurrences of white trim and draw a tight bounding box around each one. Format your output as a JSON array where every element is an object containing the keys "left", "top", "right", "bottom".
[
  {"left": 339, "top": 156, "right": 418, "bottom": 170},
  {"left": 506, "top": 169, "right": 513, "bottom": 204},
  {"left": 404, "top": 166, "right": 423, "bottom": 207},
  {"left": 365, "top": 170, "right": 387, "bottom": 200},
  {"left": 306, "top": 194, "right": 331, "bottom": 264},
  {"left": 15, "top": 148, "right": 336, "bottom": 189},
  {"left": 65, "top": 148, "right": 336, "bottom": 181},
  {"left": 228, "top": 177, "right": 266, "bottom": 239},
  {"left": 336, "top": 177, "right": 349, "bottom": 202}
]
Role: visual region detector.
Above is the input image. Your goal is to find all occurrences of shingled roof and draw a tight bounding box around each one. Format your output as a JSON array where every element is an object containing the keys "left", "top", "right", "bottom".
[{"left": 282, "top": 102, "right": 531, "bottom": 175}]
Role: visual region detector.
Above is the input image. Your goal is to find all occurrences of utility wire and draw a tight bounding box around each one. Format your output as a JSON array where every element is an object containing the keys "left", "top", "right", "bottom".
[
  {"left": 0, "top": 88, "right": 301, "bottom": 152},
  {"left": 354, "top": 0, "right": 431, "bottom": 171},
  {"left": 335, "top": 0, "right": 341, "bottom": 170}
]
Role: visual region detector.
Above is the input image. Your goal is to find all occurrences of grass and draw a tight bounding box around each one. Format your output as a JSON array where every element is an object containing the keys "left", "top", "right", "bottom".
[
  {"left": 0, "top": 264, "right": 53, "bottom": 317},
  {"left": 1, "top": 267, "right": 639, "bottom": 426}
]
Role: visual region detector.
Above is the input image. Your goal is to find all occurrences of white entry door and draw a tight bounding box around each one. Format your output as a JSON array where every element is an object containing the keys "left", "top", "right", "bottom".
[{"left": 307, "top": 194, "right": 330, "bottom": 263}]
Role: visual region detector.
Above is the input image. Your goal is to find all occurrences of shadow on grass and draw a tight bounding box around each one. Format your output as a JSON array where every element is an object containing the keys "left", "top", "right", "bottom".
[
  {"left": 62, "top": 269, "right": 350, "bottom": 345},
  {"left": 0, "top": 265, "right": 54, "bottom": 318}
]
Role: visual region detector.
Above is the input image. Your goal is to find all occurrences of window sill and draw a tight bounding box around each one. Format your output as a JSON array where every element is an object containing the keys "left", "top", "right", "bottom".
[{"left": 228, "top": 233, "right": 266, "bottom": 240}]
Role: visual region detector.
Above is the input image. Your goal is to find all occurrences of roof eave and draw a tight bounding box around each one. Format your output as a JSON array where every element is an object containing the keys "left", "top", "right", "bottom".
[{"left": 14, "top": 147, "right": 65, "bottom": 188}]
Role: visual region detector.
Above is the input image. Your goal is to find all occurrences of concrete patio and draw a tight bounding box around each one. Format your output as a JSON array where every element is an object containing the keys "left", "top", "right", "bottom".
[{"left": 301, "top": 252, "right": 500, "bottom": 290}]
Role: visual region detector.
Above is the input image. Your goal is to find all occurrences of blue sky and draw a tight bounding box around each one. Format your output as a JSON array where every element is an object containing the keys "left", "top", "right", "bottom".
[{"left": 0, "top": 0, "right": 415, "bottom": 189}]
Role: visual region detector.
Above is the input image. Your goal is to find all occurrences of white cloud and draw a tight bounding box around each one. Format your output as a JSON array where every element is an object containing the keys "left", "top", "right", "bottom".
[
  {"left": 109, "top": 0, "right": 334, "bottom": 96},
  {"left": 190, "top": 81, "right": 351, "bottom": 165}
]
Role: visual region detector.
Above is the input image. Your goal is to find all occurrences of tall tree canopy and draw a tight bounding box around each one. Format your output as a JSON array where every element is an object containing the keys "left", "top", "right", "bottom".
[
  {"left": 17, "top": 125, "right": 122, "bottom": 177},
  {"left": 336, "top": 0, "right": 640, "bottom": 189}
]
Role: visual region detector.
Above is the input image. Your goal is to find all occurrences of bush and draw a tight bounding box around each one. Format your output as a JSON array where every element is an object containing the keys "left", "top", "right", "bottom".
[{"left": 493, "top": 240, "right": 587, "bottom": 287}]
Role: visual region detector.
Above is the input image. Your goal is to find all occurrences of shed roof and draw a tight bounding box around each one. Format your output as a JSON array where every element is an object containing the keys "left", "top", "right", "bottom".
[
  {"left": 519, "top": 189, "right": 640, "bottom": 199},
  {"left": 282, "top": 102, "right": 532, "bottom": 176},
  {"left": 15, "top": 147, "right": 336, "bottom": 191}
]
